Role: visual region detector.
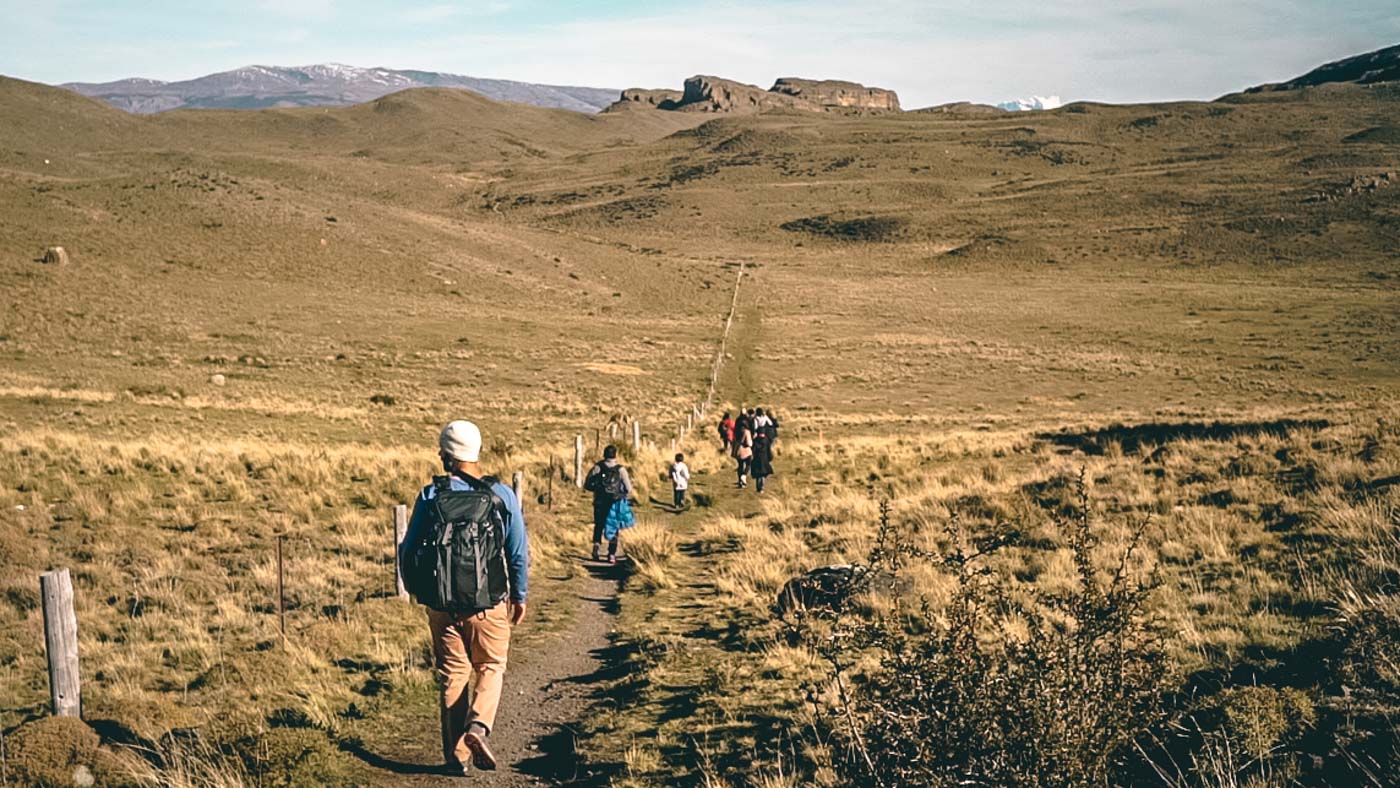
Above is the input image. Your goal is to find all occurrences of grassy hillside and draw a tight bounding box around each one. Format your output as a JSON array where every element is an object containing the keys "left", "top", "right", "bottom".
[{"left": 1, "top": 74, "right": 1397, "bottom": 785}]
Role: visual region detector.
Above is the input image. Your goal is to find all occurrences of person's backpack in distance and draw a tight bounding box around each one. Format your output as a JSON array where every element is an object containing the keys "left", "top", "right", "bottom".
[{"left": 403, "top": 474, "right": 510, "bottom": 612}]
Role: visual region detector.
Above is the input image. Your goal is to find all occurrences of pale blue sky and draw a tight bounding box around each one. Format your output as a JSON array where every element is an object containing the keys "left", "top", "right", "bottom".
[{"left": 2, "top": 0, "right": 1396, "bottom": 107}]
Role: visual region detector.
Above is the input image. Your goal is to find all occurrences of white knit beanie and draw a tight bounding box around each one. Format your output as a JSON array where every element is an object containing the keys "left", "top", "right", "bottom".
[{"left": 439, "top": 420, "right": 482, "bottom": 463}]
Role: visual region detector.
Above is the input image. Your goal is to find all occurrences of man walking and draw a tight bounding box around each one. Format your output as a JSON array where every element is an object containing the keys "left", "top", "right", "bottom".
[
  {"left": 584, "top": 445, "right": 633, "bottom": 562},
  {"left": 399, "top": 420, "right": 529, "bottom": 774}
]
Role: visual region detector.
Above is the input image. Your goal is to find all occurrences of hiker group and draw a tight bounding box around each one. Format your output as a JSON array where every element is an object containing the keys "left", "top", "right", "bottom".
[{"left": 718, "top": 407, "right": 778, "bottom": 493}]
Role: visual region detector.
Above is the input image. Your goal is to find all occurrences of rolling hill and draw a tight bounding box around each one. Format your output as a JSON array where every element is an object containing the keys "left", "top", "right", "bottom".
[{"left": 1, "top": 48, "right": 1398, "bottom": 787}]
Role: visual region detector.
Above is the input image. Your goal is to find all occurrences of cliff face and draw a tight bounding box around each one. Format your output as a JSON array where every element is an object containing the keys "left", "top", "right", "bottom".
[
  {"left": 679, "top": 76, "right": 794, "bottom": 113},
  {"left": 770, "top": 78, "right": 901, "bottom": 111},
  {"left": 613, "top": 88, "right": 683, "bottom": 109},
  {"left": 604, "top": 75, "right": 900, "bottom": 114}
]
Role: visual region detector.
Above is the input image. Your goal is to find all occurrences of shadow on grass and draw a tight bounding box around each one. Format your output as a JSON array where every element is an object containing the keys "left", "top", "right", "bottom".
[
  {"left": 339, "top": 737, "right": 447, "bottom": 776},
  {"left": 1038, "top": 418, "right": 1329, "bottom": 455}
]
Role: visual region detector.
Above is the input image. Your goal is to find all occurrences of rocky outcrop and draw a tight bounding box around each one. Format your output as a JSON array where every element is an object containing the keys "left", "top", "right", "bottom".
[
  {"left": 604, "top": 75, "right": 900, "bottom": 114},
  {"left": 611, "top": 88, "right": 683, "bottom": 110},
  {"left": 770, "top": 78, "right": 900, "bottom": 111},
  {"left": 678, "top": 75, "right": 794, "bottom": 113}
]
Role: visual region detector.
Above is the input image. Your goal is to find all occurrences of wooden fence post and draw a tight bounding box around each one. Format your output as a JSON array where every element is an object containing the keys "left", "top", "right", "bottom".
[
  {"left": 632, "top": 421, "right": 641, "bottom": 451},
  {"left": 548, "top": 456, "right": 555, "bottom": 510},
  {"left": 512, "top": 471, "right": 524, "bottom": 503},
  {"left": 40, "top": 569, "right": 80, "bottom": 717},
  {"left": 393, "top": 504, "right": 409, "bottom": 601},
  {"left": 574, "top": 434, "right": 584, "bottom": 488},
  {"left": 594, "top": 428, "right": 601, "bottom": 457}
]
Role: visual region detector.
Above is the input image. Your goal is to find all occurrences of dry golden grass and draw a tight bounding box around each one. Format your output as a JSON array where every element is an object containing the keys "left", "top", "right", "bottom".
[
  {"left": 593, "top": 406, "right": 1400, "bottom": 785},
  {"left": 2, "top": 71, "right": 1397, "bottom": 784}
]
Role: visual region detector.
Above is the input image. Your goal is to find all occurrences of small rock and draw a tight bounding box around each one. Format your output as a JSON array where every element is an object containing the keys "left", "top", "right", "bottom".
[
  {"left": 210, "top": 374, "right": 226, "bottom": 386},
  {"left": 41, "top": 246, "right": 70, "bottom": 265}
]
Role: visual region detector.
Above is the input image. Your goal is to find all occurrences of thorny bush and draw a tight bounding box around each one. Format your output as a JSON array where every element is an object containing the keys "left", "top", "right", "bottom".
[{"left": 789, "top": 474, "right": 1171, "bottom": 787}]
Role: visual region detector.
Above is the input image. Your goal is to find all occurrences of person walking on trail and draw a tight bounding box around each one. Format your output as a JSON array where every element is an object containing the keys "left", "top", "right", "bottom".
[
  {"left": 669, "top": 452, "right": 691, "bottom": 511},
  {"left": 753, "top": 407, "right": 772, "bottom": 431},
  {"left": 718, "top": 412, "right": 735, "bottom": 453},
  {"left": 584, "top": 445, "right": 633, "bottom": 563},
  {"left": 398, "top": 420, "right": 529, "bottom": 775},
  {"left": 751, "top": 416, "right": 775, "bottom": 494},
  {"left": 734, "top": 418, "right": 754, "bottom": 488}
]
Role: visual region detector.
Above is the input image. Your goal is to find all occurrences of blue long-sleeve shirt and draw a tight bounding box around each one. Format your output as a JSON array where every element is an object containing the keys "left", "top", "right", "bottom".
[{"left": 399, "top": 476, "right": 529, "bottom": 602}]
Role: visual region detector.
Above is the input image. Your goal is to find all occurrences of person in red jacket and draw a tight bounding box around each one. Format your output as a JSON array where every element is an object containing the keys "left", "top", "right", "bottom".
[{"left": 718, "top": 412, "right": 736, "bottom": 452}]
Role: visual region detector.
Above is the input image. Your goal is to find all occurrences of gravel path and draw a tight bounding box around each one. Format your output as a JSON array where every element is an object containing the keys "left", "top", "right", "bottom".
[{"left": 353, "top": 557, "right": 622, "bottom": 786}]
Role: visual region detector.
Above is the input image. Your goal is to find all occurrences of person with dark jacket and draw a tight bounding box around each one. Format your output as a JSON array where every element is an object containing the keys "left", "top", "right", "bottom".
[
  {"left": 584, "top": 445, "right": 633, "bottom": 563},
  {"left": 751, "top": 418, "right": 775, "bottom": 493},
  {"left": 734, "top": 418, "right": 754, "bottom": 488}
]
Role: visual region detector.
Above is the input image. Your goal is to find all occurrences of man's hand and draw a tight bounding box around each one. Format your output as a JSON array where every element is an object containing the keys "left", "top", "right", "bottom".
[{"left": 510, "top": 601, "right": 527, "bottom": 625}]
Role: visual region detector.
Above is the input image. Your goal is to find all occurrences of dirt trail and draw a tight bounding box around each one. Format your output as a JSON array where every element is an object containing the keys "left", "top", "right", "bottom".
[
  {"left": 351, "top": 559, "right": 622, "bottom": 786},
  {"left": 352, "top": 266, "right": 759, "bottom": 785}
]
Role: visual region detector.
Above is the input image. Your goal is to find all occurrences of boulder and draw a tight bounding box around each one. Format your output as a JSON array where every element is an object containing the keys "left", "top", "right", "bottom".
[{"left": 42, "top": 246, "right": 70, "bottom": 265}]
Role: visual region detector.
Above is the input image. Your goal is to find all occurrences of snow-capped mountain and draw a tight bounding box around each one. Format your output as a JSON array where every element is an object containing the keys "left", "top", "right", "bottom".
[
  {"left": 61, "top": 64, "right": 620, "bottom": 114},
  {"left": 996, "top": 95, "right": 1064, "bottom": 112}
]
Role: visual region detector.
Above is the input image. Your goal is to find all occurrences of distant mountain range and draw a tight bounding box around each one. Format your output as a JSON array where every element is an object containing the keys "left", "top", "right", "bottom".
[{"left": 61, "top": 63, "right": 620, "bottom": 114}]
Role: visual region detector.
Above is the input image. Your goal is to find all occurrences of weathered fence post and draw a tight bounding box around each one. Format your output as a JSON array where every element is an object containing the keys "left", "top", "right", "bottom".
[
  {"left": 594, "top": 429, "right": 601, "bottom": 457},
  {"left": 40, "top": 569, "right": 80, "bottom": 717},
  {"left": 632, "top": 421, "right": 641, "bottom": 451},
  {"left": 512, "top": 471, "right": 524, "bottom": 503},
  {"left": 548, "top": 456, "right": 555, "bottom": 510},
  {"left": 574, "top": 434, "right": 584, "bottom": 488},
  {"left": 393, "top": 504, "right": 409, "bottom": 601}
]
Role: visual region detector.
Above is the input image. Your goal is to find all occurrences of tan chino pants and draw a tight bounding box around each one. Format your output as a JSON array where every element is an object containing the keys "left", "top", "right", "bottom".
[{"left": 427, "top": 602, "right": 512, "bottom": 766}]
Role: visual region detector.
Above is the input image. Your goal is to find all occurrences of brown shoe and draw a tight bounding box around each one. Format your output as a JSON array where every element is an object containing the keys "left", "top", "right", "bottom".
[{"left": 462, "top": 726, "right": 497, "bottom": 771}]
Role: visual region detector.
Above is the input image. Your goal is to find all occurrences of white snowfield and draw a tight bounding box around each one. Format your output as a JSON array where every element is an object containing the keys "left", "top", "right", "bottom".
[{"left": 997, "top": 95, "right": 1064, "bottom": 112}]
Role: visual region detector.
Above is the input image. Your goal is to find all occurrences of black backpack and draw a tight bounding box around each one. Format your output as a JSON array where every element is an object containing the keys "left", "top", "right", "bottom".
[
  {"left": 587, "top": 462, "right": 628, "bottom": 501},
  {"left": 402, "top": 473, "right": 511, "bottom": 612}
]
